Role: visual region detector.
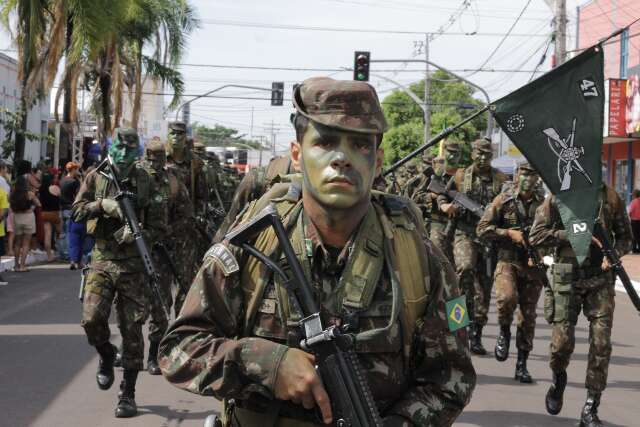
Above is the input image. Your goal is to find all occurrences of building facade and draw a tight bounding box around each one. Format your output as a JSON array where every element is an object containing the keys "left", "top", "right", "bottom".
[
  {"left": 576, "top": 0, "right": 640, "bottom": 201},
  {"left": 0, "top": 52, "right": 51, "bottom": 165}
]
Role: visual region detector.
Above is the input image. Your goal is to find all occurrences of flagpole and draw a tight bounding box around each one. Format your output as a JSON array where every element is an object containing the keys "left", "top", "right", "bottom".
[{"left": 383, "top": 105, "right": 490, "bottom": 176}]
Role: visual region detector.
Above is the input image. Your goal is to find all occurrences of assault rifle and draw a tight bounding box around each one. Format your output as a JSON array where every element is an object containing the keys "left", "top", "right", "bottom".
[
  {"left": 426, "top": 176, "right": 485, "bottom": 218},
  {"left": 152, "top": 242, "right": 189, "bottom": 295},
  {"left": 511, "top": 198, "right": 550, "bottom": 287},
  {"left": 225, "top": 205, "right": 383, "bottom": 427},
  {"left": 593, "top": 222, "right": 640, "bottom": 314},
  {"left": 95, "top": 156, "right": 171, "bottom": 320}
]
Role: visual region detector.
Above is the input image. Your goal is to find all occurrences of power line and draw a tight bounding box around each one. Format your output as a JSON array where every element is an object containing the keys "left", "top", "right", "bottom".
[
  {"left": 176, "top": 63, "right": 542, "bottom": 73},
  {"left": 200, "top": 18, "right": 549, "bottom": 37},
  {"left": 463, "top": 0, "right": 534, "bottom": 78}
]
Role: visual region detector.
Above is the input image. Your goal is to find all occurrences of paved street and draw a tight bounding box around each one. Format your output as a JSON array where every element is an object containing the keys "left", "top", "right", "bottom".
[{"left": 1, "top": 262, "right": 639, "bottom": 427}]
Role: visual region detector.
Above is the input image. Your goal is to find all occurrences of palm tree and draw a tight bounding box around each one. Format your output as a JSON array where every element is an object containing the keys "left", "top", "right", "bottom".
[{"left": 0, "top": 0, "right": 49, "bottom": 160}]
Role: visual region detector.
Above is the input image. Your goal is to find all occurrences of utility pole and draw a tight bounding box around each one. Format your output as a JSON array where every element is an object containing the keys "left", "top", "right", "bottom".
[
  {"left": 424, "top": 33, "right": 430, "bottom": 143},
  {"left": 554, "top": 0, "right": 567, "bottom": 66},
  {"left": 250, "top": 106, "right": 254, "bottom": 139},
  {"left": 263, "top": 121, "right": 280, "bottom": 157}
]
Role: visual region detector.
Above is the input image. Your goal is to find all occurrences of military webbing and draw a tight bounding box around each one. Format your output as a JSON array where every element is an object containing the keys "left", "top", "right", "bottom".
[{"left": 462, "top": 165, "right": 502, "bottom": 196}]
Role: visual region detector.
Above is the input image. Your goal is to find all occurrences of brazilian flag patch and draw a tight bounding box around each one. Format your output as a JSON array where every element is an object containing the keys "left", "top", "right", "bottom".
[{"left": 445, "top": 296, "right": 469, "bottom": 332}]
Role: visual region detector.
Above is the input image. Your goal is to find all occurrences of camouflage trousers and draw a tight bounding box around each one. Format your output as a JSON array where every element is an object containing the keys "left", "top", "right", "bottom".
[
  {"left": 428, "top": 220, "right": 453, "bottom": 263},
  {"left": 172, "top": 225, "right": 203, "bottom": 317},
  {"left": 146, "top": 254, "right": 173, "bottom": 344},
  {"left": 494, "top": 260, "right": 543, "bottom": 352},
  {"left": 548, "top": 273, "right": 615, "bottom": 392},
  {"left": 81, "top": 268, "right": 148, "bottom": 370},
  {"left": 453, "top": 230, "right": 493, "bottom": 326}
]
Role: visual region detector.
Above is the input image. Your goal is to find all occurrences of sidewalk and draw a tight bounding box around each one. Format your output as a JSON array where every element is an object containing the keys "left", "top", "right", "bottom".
[{"left": 0, "top": 250, "right": 49, "bottom": 275}]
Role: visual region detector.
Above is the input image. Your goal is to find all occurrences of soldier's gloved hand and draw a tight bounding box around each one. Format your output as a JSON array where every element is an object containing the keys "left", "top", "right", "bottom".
[
  {"left": 441, "top": 203, "right": 458, "bottom": 217},
  {"left": 601, "top": 257, "right": 612, "bottom": 271},
  {"left": 507, "top": 229, "right": 524, "bottom": 245},
  {"left": 382, "top": 415, "right": 412, "bottom": 427},
  {"left": 274, "top": 348, "right": 333, "bottom": 424},
  {"left": 100, "top": 199, "right": 123, "bottom": 220},
  {"left": 121, "top": 224, "right": 135, "bottom": 244}
]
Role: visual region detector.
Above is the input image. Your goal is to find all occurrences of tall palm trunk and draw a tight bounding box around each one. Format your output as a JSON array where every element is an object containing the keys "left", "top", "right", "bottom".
[
  {"left": 131, "top": 47, "right": 143, "bottom": 130},
  {"left": 61, "top": 16, "right": 74, "bottom": 161},
  {"left": 15, "top": 75, "right": 28, "bottom": 161}
]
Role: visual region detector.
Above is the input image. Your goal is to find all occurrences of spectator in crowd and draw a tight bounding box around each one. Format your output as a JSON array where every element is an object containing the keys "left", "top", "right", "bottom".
[
  {"left": 0, "top": 181, "right": 8, "bottom": 285},
  {"left": 39, "top": 173, "right": 62, "bottom": 262},
  {"left": 0, "top": 161, "right": 14, "bottom": 257},
  {"left": 10, "top": 175, "right": 40, "bottom": 272},
  {"left": 60, "top": 162, "right": 84, "bottom": 269},
  {"left": 628, "top": 189, "right": 640, "bottom": 253}
]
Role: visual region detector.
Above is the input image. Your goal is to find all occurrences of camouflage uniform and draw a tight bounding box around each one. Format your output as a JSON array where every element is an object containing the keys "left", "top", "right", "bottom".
[
  {"left": 445, "top": 139, "right": 506, "bottom": 354},
  {"left": 159, "top": 77, "right": 475, "bottom": 427},
  {"left": 476, "top": 164, "right": 544, "bottom": 381},
  {"left": 72, "top": 129, "right": 171, "bottom": 417},
  {"left": 214, "top": 155, "right": 293, "bottom": 242},
  {"left": 529, "top": 184, "right": 631, "bottom": 421},
  {"left": 166, "top": 122, "right": 207, "bottom": 315},
  {"left": 142, "top": 141, "right": 193, "bottom": 374}
]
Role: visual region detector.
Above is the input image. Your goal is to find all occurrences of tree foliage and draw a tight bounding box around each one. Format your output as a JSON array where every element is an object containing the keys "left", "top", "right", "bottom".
[
  {"left": 193, "top": 122, "right": 265, "bottom": 150},
  {"left": 381, "top": 69, "right": 487, "bottom": 166}
]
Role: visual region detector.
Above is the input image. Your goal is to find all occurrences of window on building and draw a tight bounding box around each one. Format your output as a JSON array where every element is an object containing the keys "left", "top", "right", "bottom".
[
  {"left": 620, "top": 28, "right": 629, "bottom": 79},
  {"left": 616, "top": 159, "right": 630, "bottom": 201}
]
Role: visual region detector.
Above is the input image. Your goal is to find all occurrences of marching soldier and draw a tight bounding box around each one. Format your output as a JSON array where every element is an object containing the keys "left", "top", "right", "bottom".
[
  {"left": 441, "top": 138, "right": 507, "bottom": 355},
  {"left": 73, "top": 129, "right": 164, "bottom": 417},
  {"left": 141, "top": 140, "right": 193, "bottom": 375},
  {"left": 158, "top": 77, "right": 475, "bottom": 426},
  {"left": 476, "top": 163, "right": 545, "bottom": 382},
  {"left": 529, "top": 183, "right": 631, "bottom": 427}
]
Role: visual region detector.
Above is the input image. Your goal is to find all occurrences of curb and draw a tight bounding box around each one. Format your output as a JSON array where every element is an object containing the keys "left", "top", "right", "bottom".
[{"left": 1, "top": 251, "right": 49, "bottom": 272}]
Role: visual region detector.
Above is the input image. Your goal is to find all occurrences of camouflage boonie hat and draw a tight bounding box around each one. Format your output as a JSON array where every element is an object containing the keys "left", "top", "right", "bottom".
[
  {"left": 293, "top": 77, "right": 388, "bottom": 134},
  {"left": 169, "top": 121, "right": 186, "bottom": 133},
  {"left": 193, "top": 141, "right": 205, "bottom": 151},
  {"left": 471, "top": 138, "right": 492, "bottom": 153},
  {"left": 443, "top": 140, "right": 460, "bottom": 153},
  {"left": 145, "top": 139, "right": 166, "bottom": 154}
]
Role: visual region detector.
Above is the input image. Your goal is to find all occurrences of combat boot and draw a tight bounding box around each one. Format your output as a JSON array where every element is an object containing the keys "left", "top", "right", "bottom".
[
  {"left": 469, "top": 323, "right": 487, "bottom": 355},
  {"left": 147, "top": 341, "right": 161, "bottom": 375},
  {"left": 514, "top": 350, "right": 533, "bottom": 383},
  {"left": 579, "top": 391, "right": 603, "bottom": 427},
  {"left": 115, "top": 369, "right": 138, "bottom": 418},
  {"left": 95, "top": 342, "right": 117, "bottom": 390},
  {"left": 494, "top": 324, "right": 511, "bottom": 361},
  {"left": 545, "top": 370, "right": 567, "bottom": 415}
]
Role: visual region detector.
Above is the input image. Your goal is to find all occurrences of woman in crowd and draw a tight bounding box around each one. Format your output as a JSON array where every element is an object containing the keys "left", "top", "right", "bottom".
[
  {"left": 10, "top": 175, "right": 40, "bottom": 272},
  {"left": 39, "top": 173, "right": 62, "bottom": 262}
]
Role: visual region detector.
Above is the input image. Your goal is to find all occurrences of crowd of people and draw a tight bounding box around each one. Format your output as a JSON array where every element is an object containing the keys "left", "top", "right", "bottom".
[{"left": 0, "top": 159, "right": 94, "bottom": 284}]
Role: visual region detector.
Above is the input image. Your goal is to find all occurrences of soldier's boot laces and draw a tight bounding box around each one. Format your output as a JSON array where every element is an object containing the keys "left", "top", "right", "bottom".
[
  {"left": 514, "top": 350, "right": 533, "bottom": 383},
  {"left": 96, "top": 342, "right": 117, "bottom": 390},
  {"left": 113, "top": 345, "right": 123, "bottom": 368},
  {"left": 494, "top": 324, "right": 511, "bottom": 362},
  {"left": 470, "top": 323, "right": 487, "bottom": 355},
  {"left": 147, "top": 341, "right": 161, "bottom": 375},
  {"left": 545, "top": 370, "right": 567, "bottom": 415},
  {"left": 579, "top": 391, "right": 603, "bottom": 427},
  {"left": 115, "top": 369, "right": 138, "bottom": 418}
]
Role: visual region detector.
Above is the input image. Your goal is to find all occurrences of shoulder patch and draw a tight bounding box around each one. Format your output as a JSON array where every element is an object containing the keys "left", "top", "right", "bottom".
[
  {"left": 205, "top": 243, "right": 240, "bottom": 276},
  {"left": 445, "top": 295, "right": 470, "bottom": 332}
]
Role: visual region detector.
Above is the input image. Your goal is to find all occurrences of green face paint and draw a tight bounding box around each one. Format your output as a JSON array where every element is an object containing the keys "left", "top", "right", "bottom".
[
  {"left": 518, "top": 171, "right": 538, "bottom": 193},
  {"left": 433, "top": 158, "right": 445, "bottom": 177},
  {"left": 444, "top": 150, "right": 459, "bottom": 169},
  {"left": 109, "top": 132, "right": 139, "bottom": 171},
  {"left": 168, "top": 130, "right": 186, "bottom": 156},
  {"left": 300, "top": 122, "right": 378, "bottom": 210}
]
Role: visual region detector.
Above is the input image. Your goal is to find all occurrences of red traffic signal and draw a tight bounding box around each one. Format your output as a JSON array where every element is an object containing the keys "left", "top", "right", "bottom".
[{"left": 353, "top": 51, "right": 370, "bottom": 82}]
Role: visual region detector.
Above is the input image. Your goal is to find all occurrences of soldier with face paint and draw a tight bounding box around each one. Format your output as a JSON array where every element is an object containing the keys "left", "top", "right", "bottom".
[
  {"left": 441, "top": 138, "right": 507, "bottom": 355},
  {"left": 165, "top": 122, "right": 208, "bottom": 316},
  {"left": 158, "top": 77, "right": 475, "bottom": 427},
  {"left": 141, "top": 140, "right": 193, "bottom": 376},
  {"left": 476, "top": 162, "right": 545, "bottom": 383},
  {"left": 72, "top": 129, "right": 172, "bottom": 417}
]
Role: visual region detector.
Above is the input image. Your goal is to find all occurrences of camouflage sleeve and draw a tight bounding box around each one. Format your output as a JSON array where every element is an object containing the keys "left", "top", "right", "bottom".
[
  {"left": 476, "top": 194, "right": 510, "bottom": 241},
  {"left": 71, "top": 170, "right": 102, "bottom": 222},
  {"left": 214, "top": 172, "right": 257, "bottom": 242},
  {"left": 386, "top": 241, "right": 476, "bottom": 426},
  {"left": 158, "top": 249, "right": 288, "bottom": 400},
  {"left": 529, "top": 196, "right": 567, "bottom": 248},
  {"left": 610, "top": 189, "right": 632, "bottom": 255}
]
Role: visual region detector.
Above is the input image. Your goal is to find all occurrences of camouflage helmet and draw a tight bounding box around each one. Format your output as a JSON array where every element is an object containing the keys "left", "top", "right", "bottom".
[
  {"left": 471, "top": 138, "right": 492, "bottom": 153},
  {"left": 292, "top": 77, "right": 388, "bottom": 134},
  {"left": 169, "top": 121, "right": 187, "bottom": 133},
  {"left": 115, "top": 128, "right": 139, "bottom": 146},
  {"left": 193, "top": 141, "right": 205, "bottom": 154},
  {"left": 144, "top": 139, "right": 166, "bottom": 158},
  {"left": 421, "top": 151, "right": 434, "bottom": 165},
  {"left": 443, "top": 140, "right": 460, "bottom": 153},
  {"left": 516, "top": 161, "right": 537, "bottom": 175}
]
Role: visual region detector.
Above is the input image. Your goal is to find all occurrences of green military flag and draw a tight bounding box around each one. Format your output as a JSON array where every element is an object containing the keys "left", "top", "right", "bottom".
[{"left": 491, "top": 45, "right": 605, "bottom": 263}]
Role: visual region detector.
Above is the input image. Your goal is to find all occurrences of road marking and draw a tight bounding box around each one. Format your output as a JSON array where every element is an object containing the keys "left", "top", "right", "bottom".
[{"left": 0, "top": 323, "right": 117, "bottom": 336}]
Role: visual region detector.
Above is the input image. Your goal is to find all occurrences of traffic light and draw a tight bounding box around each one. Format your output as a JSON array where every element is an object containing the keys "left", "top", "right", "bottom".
[
  {"left": 353, "top": 51, "right": 370, "bottom": 82},
  {"left": 271, "top": 81, "right": 284, "bottom": 106}
]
